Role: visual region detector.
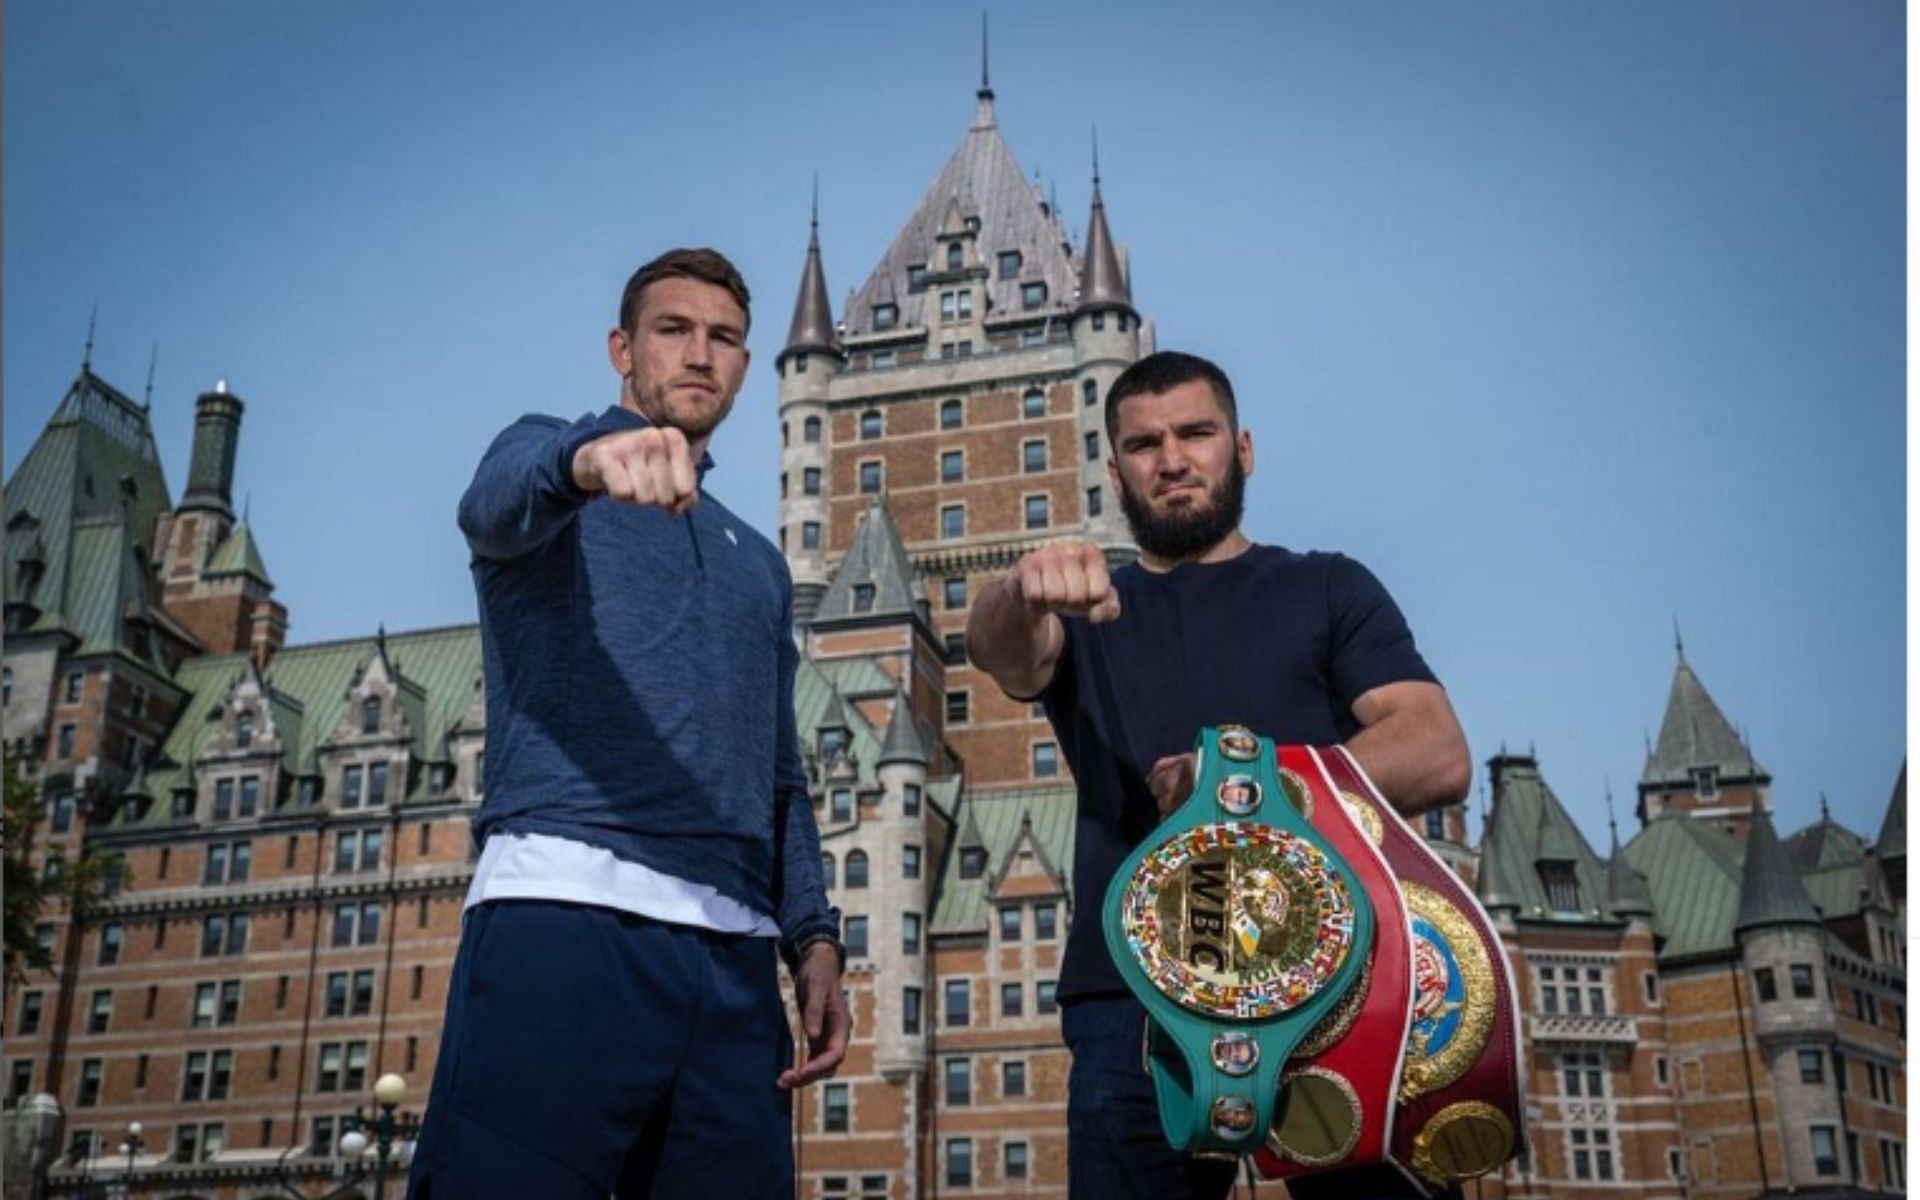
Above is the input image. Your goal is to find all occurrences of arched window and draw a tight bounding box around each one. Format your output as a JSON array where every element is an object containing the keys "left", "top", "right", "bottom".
[
  {"left": 362, "top": 697, "right": 381, "bottom": 735},
  {"left": 846, "top": 850, "right": 869, "bottom": 889},
  {"left": 947, "top": 241, "right": 964, "bottom": 271},
  {"left": 804, "top": 416, "right": 822, "bottom": 444},
  {"left": 1022, "top": 389, "right": 1046, "bottom": 419},
  {"left": 821, "top": 852, "right": 835, "bottom": 889}
]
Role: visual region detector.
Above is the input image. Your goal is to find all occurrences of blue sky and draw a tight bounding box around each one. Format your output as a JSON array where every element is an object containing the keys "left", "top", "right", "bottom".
[{"left": 5, "top": 2, "right": 1904, "bottom": 852}]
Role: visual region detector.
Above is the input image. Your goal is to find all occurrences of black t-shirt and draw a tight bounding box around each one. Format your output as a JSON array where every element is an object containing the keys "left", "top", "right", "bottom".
[{"left": 1039, "top": 544, "right": 1439, "bottom": 1002}]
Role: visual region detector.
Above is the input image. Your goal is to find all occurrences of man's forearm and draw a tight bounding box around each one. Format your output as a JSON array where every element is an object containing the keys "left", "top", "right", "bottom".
[
  {"left": 1345, "top": 706, "right": 1472, "bottom": 816},
  {"left": 964, "top": 578, "right": 1060, "bottom": 699}
]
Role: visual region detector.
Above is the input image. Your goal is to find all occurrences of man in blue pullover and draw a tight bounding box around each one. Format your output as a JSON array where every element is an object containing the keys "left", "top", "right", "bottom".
[{"left": 408, "top": 248, "right": 847, "bottom": 1200}]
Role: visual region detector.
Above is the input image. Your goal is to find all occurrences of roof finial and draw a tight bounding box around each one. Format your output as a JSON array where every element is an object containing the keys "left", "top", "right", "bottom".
[
  {"left": 1820, "top": 791, "right": 1831, "bottom": 821},
  {"left": 143, "top": 344, "right": 158, "bottom": 410},
  {"left": 1673, "top": 616, "right": 1686, "bottom": 663},
  {"left": 810, "top": 171, "right": 820, "bottom": 235},
  {"left": 1092, "top": 124, "right": 1102, "bottom": 190},
  {"left": 82, "top": 300, "right": 98, "bottom": 372},
  {"left": 1643, "top": 729, "right": 1653, "bottom": 758},
  {"left": 243, "top": 492, "right": 252, "bottom": 524},
  {"left": 979, "top": 11, "right": 991, "bottom": 98},
  {"left": 1605, "top": 776, "right": 1619, "bottom": 843}
]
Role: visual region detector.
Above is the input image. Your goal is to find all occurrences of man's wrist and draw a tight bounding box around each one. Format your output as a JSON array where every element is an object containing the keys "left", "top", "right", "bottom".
[{"left": 790, "top": 932, "right": 845, "bottom": 974}]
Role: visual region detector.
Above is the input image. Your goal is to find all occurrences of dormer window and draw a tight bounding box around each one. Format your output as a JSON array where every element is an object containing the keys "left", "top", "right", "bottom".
[
  {"left": 819, "top": 727, "right": 849, "bottom": 760},
  {"left": 362, "top": 698, "right": 381, "bottom": 736},
  {"left": 830, "top": 789, "right": 853, "bottom": 823},
  {"left": 235, "top": 712, "right": 254, "bottom": 750},
  {"left": 960, "top": 847, "right": 988, "bottom": 879},
  {"left": 874, "top": 303, "right": 898, "bottom": 331},
  {"left": 1539, "top": 861, "right": 1580, "bottom": 913},
  {"left": 998, "top": 251, "right": 1022, "bottom": 279},
  {"left": 1692, "top": 767, "right": 1719, "bottom": 798},
  {"left": 908, "top": 265, "right": 928, "bottom": 292},
  {"left": 853, "top": 584, "right": 876, "bottom": 614},
  {"left": 946, "top": 242, "right": 964, "bottom": 271},
  {"left": 1021, "top": 282, "right": 1047, "bottom": 310}
]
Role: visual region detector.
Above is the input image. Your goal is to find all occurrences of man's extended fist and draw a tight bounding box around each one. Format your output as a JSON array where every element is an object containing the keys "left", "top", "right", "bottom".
[
  {"left": 1011, "top": 540, "right": 1121, "bottom": 624},
  {"left": 572, "top": 426, "right": 699, "bottom": 515}
]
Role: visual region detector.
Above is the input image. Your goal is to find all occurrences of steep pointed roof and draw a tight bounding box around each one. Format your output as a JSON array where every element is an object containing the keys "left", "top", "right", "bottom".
[
  {"left": 1875, "top": 760, "right": 1905, "bottom": 865},
  {"left": 1077, "top": 157, "right": 1133, "bottom": 316},
  {"left": 1643, "top": 654, "right": 1762, "bottom": 787},
  {"left": 1606, "top": 826, "right": 1655, "bottom": 918},
  {"left": 814, "top": 686, "right": 855, "bottom": 735},
  {"left": 1477, "top": 754, "right": 1615, "bottom": 922},
  {"left": 1735, "top": 802, "right": 1823, "bottom": 934},
  {"left": 814, "top": 498, "right": 920, "bottom": 624},
  {"left": 780, "top": 200, "right": 841, "bottom": 364},
  {"left": 840, "top": 92, "right": 1078, "bottom": 338},
  {"left": 205, "top": 520, "right": 273, "bottom": 586},
  {"left": 877, "top": 688, "right": 929, "bottom": 768},
  {"left": 5, "top": 368, "right": 174, "bottom": 659}
]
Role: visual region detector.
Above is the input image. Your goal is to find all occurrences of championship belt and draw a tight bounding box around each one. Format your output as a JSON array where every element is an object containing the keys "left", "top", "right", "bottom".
[
  {"left": 1102, "top": 726, "right": 1374, "bottom": 1157},
  {"left": 1316, "top": 745, "right": 1527, "bottom": 1190},
  {"left": 1252, "top": 745, "right": 1417, "bottom": 1178}
]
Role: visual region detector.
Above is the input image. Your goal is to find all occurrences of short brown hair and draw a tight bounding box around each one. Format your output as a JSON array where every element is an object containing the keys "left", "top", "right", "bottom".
[{"left": 618, "top": 248, "right": 752, "bottom": 334}]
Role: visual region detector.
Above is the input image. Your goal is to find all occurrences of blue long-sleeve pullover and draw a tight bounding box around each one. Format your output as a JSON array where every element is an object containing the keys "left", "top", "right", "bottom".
[{"left": 457, "top": 405, "right": 838, "bottom": 963}]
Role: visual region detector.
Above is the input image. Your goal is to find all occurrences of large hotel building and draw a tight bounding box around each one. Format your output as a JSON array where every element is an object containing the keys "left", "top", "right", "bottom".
[{"left": 2, "top": 77, "right": 1904, "bottom": 1200}]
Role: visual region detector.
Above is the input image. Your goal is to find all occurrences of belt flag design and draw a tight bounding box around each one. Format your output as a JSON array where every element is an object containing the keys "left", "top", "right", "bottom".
[
  {"left": 1103, "top": 727, "right": 1374, "bottom": 1158},
  {"left": 1105, "top": 729, "right": 1525, "bottom": 1185}
]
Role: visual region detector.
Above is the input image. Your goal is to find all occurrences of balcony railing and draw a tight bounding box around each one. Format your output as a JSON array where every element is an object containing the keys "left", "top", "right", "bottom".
[{"left": 1529, "top": 1012, "right": 1639, "bottom": 1044}]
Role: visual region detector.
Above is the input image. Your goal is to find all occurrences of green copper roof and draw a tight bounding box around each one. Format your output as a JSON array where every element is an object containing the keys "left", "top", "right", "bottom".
[
  {"left": 1622, "top": 814, "right": 1746, "bottom": 960},
  {"left": 134, "top": 625, "right": 483, "bottom": 822},
  {"left": 813, "top": 498, "right": 922, "bottom": 626},
  {"left": 1735, "top": 805, "right": 1823, "bottom": 934},
  {"left": 5, "top": 369, "right": 175, "bottom": 666},
  {"left": 1606, "top": 829, "right": 1655, "bottom": 918},
  {"left": 1479, "top": 755, "right": 1616, "bottom": 923},
  {"left": 1800, "top": 862, "right": 1868, "bottom": 921},
  {"left": 205, "top": 520, "right": 272, "bottom": 585},
  {"left": 1785, "top": 808, "right": 1867, "bottom": 872},
  {"left": 1642, "top": 655, "right": 1763, "bottom": 787},
  {"left": 930, "top": 785, "right": 1076, "bottom": 933}
]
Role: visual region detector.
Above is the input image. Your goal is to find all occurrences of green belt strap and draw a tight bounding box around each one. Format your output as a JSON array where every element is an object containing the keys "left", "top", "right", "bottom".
[{"left": 1102, "top": 726, "right": 1375, "bottom": 1157}]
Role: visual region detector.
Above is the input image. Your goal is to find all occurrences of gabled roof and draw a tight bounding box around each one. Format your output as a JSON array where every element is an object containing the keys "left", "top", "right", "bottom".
[
  {"left": 1735, "top": 804, "right": 1823, "bottom": 934},
  {"left": 1622, "top": 814, "right": 1747, "bottom": 960},
  {"left": 127, "top": 624, "right": 484, "bottom": 824},
  {"left": 839, "top": 93, "right": 1079, "bottom": 339},
  {"left": 1478, "top": 754, "right": 1616, "bottom": 923},
  {"left": 5, "top": 368, "right": 174, "bottom": 664},
  {"left": 813, "top": 499, "right": 921, "bottom": 626},
  {"left": 1643, "top": 654, "right": 1763, "bottom": 787},
  {"left": 205, "top": 520, "right": 272, "bottom": 586},
  {"left": 930, "top": 785, "right": 1076, "bottom": 933}
]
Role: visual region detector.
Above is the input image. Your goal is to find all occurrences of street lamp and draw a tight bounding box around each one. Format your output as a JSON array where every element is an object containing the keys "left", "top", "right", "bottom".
[
  {"left": 268, "top": 1073, "right": 416, "bottom": 1200},
  {"left": 117, "top": 1121, "right": 143, "bottom": 1197}
]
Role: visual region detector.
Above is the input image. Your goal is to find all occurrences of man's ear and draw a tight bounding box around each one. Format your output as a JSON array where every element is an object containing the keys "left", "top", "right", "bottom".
[
  {"left": 607, "top": 327, "right": 633, "bottom": 376},
  {"left": 1237, "top": 427, "right": 1254, "bottom": 477}
]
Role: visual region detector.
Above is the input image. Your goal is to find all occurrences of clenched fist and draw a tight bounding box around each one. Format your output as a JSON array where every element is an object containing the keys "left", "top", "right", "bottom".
[
  {"left": 1011, "top": 540, "right": 1122, "bottom": 625},
  {"left": 572, "top": 426, "right": 699, "bottom": 515}
]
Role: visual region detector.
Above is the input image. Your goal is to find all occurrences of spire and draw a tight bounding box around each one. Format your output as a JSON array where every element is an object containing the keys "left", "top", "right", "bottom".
[
  {"left": 878, "top": 687, "right": 929, "bottom": 768},
  {"left": 1642, "top": 649, "right": 1761, "bottom": 787},
  {"left": 972, "top": 12, "right": 995, "bottom": 128},
  {"left": 1735, "top": 794, "right": 1822, "bottom": 934},
  {"left": 82, "top": 301, "right": 97, "bottom": 373},
  {"left": 143, "top": 344, "right": 157, "bottom": 410},
  {"left": 1604, "top": 784, "right": 1654, "bottom": 918},
  {"left": 1875, "top": 760, "right": 1905, "bottom": 865},
  {"left": 1673, "top": 616, "right": 1685, "bottom": 663},
  {"left": 780, "top": 182, "right": 841, "bottom": 366},
  {"left": 1077, "top": 133, "right": 1133, "bottom": 318}
]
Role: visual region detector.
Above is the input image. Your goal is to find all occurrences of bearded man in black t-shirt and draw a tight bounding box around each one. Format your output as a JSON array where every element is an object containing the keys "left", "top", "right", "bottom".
[{"left": 967, "top": 350, "right": 1472, "bottom": 1200}]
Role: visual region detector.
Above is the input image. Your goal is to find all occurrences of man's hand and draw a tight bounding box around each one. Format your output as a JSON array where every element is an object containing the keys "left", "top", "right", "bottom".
[
  {"left": 778, "top": 941, "right": 851, "bottom": 1091},
  {"left": 1011, "top": 540, "right": 1122, "bottom": 625},
  {"left": 571, "top": 426, "right": 699, "bottom": 515},
  {"left": 1146, "top": 753, "right": 1197, "bottom": 818}
]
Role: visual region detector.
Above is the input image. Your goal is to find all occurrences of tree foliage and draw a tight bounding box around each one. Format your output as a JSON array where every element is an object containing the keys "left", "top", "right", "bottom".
[{"left": 3, "top": 753, "right": 126, "bottom": 995}]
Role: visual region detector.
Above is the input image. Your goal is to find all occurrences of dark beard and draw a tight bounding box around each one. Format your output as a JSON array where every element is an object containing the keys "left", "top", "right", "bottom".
[{"left": 1118, "top": 455, "right": 1246, "bottom": 561}]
